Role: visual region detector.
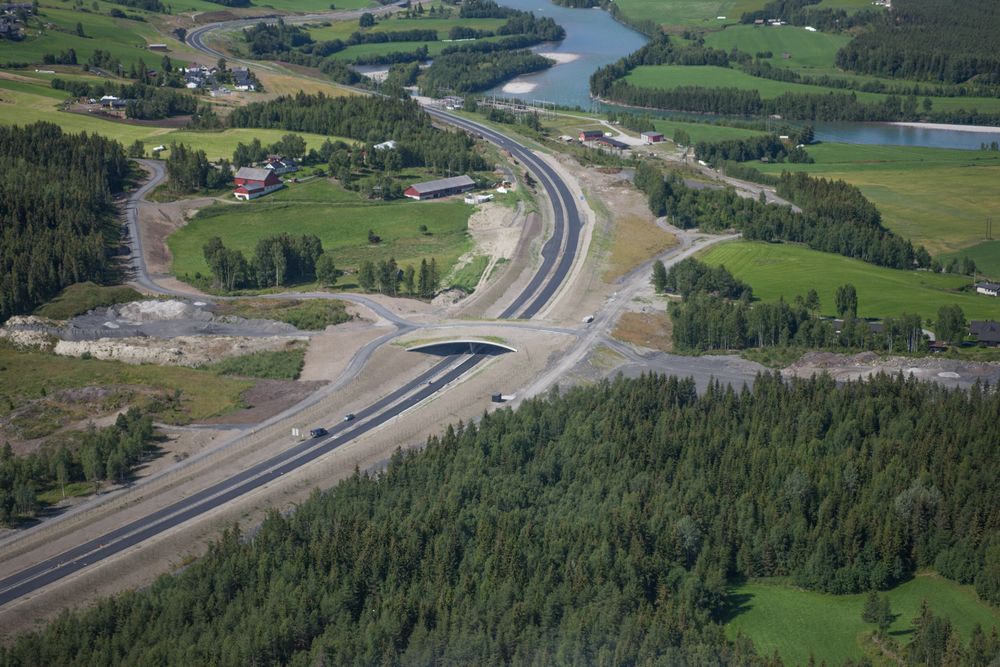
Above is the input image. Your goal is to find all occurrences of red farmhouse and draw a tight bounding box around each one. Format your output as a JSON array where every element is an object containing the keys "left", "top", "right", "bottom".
[{"left": 233, "top": 166, "right": 284, "bottom": 201}]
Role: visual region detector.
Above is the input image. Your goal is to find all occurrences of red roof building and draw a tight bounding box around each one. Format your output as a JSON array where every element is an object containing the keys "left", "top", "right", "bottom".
[{"left": 233, "top": 167, "right": 283, "bottom": 201}]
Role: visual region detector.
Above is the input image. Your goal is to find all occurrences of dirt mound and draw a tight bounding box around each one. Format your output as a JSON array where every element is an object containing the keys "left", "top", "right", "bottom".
[
  {"left": 54, "top": 334, "right": 307, "bottom": 367},
  {"left": 114, "top": 300, "right": 212, "bottom": 323},
  {"left": 783, "top": 351, "right": 1000, "bottom": 389}
]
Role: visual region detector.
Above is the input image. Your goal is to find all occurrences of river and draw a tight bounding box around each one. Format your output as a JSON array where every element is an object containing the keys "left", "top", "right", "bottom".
[{"left": 487, "top": 0, "right": 1000, "bottom": 150}]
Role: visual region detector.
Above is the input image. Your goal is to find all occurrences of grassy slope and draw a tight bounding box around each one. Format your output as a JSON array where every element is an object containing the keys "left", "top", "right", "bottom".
[
  {"left": 611, "top": 0, "right": 764, "bottom": 28},
  {"left": 699, "top": 241, "right": 1000, "bottom": 321},
  {"left": 168, "top": 178, "right": 473, "bottom": 283},
  {"left": 753, "top": 143, "right": 1000, "bottom": 274},
  {"left": 0, "top": 3, "right": 187, "bottom": 68},
  {"left": 705, "top": 24, "right": 851, "bottom": 69},
  {"left": 625, "top": 65, "right": 1000, "bottom": 114},
  {"left": 0, "top": 78, "right": 338, "bottom": 158},
  {"left": 0, "top": 346, "right": 252, "bottom": 425},
  {"left": 726, "top": 575, "right": 1000, "bottom": 666},
  {"left": 34, "top": 283, "right": 142, "bottom": 320}
]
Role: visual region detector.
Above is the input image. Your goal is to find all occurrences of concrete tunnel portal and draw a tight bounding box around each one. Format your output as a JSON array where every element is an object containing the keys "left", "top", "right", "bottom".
[{"left": 405, "top": 339, "right": 518, "bottom": 357}]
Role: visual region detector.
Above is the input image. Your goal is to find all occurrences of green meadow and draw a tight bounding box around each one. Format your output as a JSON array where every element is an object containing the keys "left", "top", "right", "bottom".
[
  {"left": 753, "top": 143, "right": 1000, "bottom": 273},
  {"left": 704, "top": 24, "right": 851, "bottom": 70},
  {"left": 625, "top": 65, "right": 1000, "bottom": 114},
  {"left": 0, "top": 78, "right": 337, "bottom": 159},
  {"left": 0, "top": 3, "right": 197, "bottom": 68},
  {"left": 726, "top": 575, "right": 1000, "bottom": 666},
  {"left": 699, "top": 241, "right": 1000, "bottom": 321},
  {"left": 167, "top": 178, "right": 474, "bottom": 284},
  {"left": 611, "top": 0, "right": 763, "bottom": 29}
]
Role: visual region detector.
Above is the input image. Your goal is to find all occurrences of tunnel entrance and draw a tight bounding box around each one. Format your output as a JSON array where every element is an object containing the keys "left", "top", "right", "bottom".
[{"left": 405, "top": 339, "right": 517, "bottom": 357}]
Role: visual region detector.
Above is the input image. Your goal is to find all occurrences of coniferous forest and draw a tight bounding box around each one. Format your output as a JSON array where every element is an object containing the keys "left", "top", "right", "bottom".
[
  {"left": 1, "top": 373, "right": 997, "bottom": 665},
  {"left": 0, "top": 123, "right": 129, "bottom": 323}
]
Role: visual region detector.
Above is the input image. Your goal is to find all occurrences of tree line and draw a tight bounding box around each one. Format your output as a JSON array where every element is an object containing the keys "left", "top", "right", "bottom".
[
  {"left": 1, "top": 371, "right": 997, "bottom": 663},
  {"left": 0, "top": 408, "right": 155, "bottom": 525},
  {"left": 201, "top": 234, "right": 323, "bottom": 292},
  {"left": 835, "top": 0, "right": 1000, "bottom": 85},
  {"left": 227, "top": 93, "right": 488, "bottom": 177},
  {"left": 356, "top": 256, "right": 439, "bottom": 298},
  {"left": 0, "top": 123, "right": 129, "bottom": 323},
  {"left": 163, "top": 143, "right": 231, "bottom": 194},
  {"left": 740, "top": 0, "right": 878, "bottom": 33},
  {"left": 633, "top": 162, "right": 928, "bottom": 270}
]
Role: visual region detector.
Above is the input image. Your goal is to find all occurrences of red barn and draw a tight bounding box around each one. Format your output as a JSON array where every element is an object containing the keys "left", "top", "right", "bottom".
[{"left": 233, "top": 167, "right": 283, "bottom": 201}]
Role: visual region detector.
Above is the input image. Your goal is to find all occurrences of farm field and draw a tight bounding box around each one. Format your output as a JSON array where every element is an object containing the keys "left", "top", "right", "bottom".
[
  {"left": 699, "top": 241, "right": 1000, "bottom": 321},
  {"left": 0, "top": 3, "right": 197, "bottom": 68},
  {"left": 611, "top": 0, "right": 764, "bottom": 29},
  {"left": 0, "top": 78, "right": 337, "bottom": 158},
  {"left": 651, "top": 117, "right": 765, "bottom": 143},
  {"left": 167, "top": 178, "right": 474, "bottom": 285},
  {"left": 305, "top": 16, "right": 508, "bottom": 41},
  {"left": 726, "top": 575, "right": 1000, "bottom": 666},
  {"left": 704, "top": 24, "right": 851, "bottom": 70},
  {"left": 753, "top": 143, "right": 1000, "bottom": 271},
  {"left": 624, "top": 65, "right": 1000, "bottom": 114}
]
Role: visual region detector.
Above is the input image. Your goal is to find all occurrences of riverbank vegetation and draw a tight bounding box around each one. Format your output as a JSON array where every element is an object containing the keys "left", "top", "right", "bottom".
[{"left": 2, "top": 370, "right": 997, "bottom": 662}]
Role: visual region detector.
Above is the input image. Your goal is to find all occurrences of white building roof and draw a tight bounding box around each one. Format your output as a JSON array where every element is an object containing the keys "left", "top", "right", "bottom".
[{"left": 408, "top": 175, "right": 475, "bottom": 194}]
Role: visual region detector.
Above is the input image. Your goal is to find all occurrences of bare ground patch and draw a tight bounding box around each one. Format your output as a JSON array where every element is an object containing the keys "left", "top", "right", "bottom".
[
  {"left": 138, "top": 196, "right": 217, "bottom": 276},
  {"left": 612, "top": 311, "right": 674, "bottom": 353},
  {"left": 197, "top": 379, "right": 326, "bottom": 426}
]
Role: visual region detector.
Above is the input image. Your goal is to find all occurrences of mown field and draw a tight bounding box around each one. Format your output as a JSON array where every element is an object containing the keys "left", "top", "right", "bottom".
[
  {"left": 753, "top": 143, "right": 1000, "bottom": 274},
  {"left": 0, "top": 2, "right": 197, "bottom": 68},
  {"left": 699, "top": 241, "right": 1000, "bottom": 321},
  {"left": 168, "top": 178, "right": 474, "bottom": 285},
  {"left": 726, "top": 575, "right": 1000, "bottom": 666},
  {"left": 306, "top": 15, "right": 508, "bottom": 41},
  {"left": 704, "top": 24, "right": 851, "bottom": 70},
  {"left": 625, "top": 65, "right": 1000, "bottom": 114},
  {"left": 611, "top": 0, "right": 763, "bottom": 29},
  {"left": 0, "top": 77, "right": 338, "bottom": 159}
]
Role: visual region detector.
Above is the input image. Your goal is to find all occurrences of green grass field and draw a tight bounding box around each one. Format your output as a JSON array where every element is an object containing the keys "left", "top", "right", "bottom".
[
  {"left": 168, "top": 178, "right": 474, "bottom": 284},
  {"left": 699, "top": 241, "right": 1000, "bottom": 321},
  {"left": 0, "top": 78, "right": 338, "bottom": 159},
  {"left": 0, "top": 3, "right": 198, "bottom": 68},
  {"left": 651, "top": 117, "right": 765, "bottom": 143},
  {"left": 753, "top": 143, "right": 1000, "bottom": 273},
  {"left": 306, "top": 15, "right": 507, "bottom": 41},
  {"left": 625, "top": 65, "right": 1000, "bottom": 114},
  {"left": 612, "top": 0, "right": 764, "bottom": 28},
  {"left": 726, "top": 575, "right": 1000, "bottom": 666},
  {"left": 704, "top": 24, "right": 851, "bottom": 69}
]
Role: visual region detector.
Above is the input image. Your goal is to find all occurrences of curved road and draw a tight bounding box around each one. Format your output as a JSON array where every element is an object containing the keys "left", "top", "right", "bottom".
[{"left": 0, "top": 43, "right": 585, "bottom": 605}]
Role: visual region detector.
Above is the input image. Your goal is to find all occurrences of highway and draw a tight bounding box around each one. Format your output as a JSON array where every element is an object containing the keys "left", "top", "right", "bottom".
[{"left": 0, "top": 35, "right": 585, "bottom": 606}]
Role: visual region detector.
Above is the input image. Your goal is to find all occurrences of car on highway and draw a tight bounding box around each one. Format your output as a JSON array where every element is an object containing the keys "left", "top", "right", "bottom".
[
  {"left": 309, "top": 427, "right": 327, "bottom": 438},
  {"left": 344, "top": 413, "right": 355, "bottom": 422}
]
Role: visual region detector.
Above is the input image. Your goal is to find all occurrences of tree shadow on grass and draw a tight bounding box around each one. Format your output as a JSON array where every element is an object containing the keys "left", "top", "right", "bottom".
[{"left": 719, "top": 591, "right": 755, "bottom": 624}]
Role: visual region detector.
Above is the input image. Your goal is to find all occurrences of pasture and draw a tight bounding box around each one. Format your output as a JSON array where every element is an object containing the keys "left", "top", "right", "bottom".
[
  {"left": 704, "top": 24, "right": 850, "bottom": 69},
  {"left": 0, "top": 3, "right": 196, "bottom": 68},
  {"left": 754, "top": 142, "right": 1000, "bottom": 270},
  {"left": 726, "top": 575, "right": 1000, "bottom": 666},
  {"left": 167, "top": 178, "right": 474, "bottom": 285},
  {"left": 611, "top": 0, "right": 764, "bottom": 29},
  {"left": 0, "top": 78, "right": 337, "bottom": 159},
  {"left": 699, "top": 241, "right": 1000, "bottom": 321}
]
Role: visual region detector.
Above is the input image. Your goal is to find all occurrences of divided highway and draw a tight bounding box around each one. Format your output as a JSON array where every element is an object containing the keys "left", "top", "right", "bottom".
[{"left": 0, "top": 41, "right": 584, "bottom": 606}]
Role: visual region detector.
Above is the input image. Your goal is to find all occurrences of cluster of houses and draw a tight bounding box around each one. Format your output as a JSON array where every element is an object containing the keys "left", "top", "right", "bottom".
[
  {"left": 182, "top": 65, "right": 255, "bottom": 92},
  {"left": 0, "top": 1, "right": 31, "bottom": 39}
]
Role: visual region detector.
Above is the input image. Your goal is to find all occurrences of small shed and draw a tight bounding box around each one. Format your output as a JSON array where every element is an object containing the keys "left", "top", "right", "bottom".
[
  {"left": 641, "top": 131, "right": 664, "bottom": 144},
  {"left": 579, "top": 130, "right": 604, "bottom": 142}
]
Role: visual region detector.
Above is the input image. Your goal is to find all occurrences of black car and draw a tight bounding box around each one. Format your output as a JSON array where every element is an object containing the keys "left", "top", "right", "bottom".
[
  {"left": 309, "top": 427, "right": 327, "bottom": 438},
  {"left": 344, "top": 413, "right": 355, "bottom": 422}
]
